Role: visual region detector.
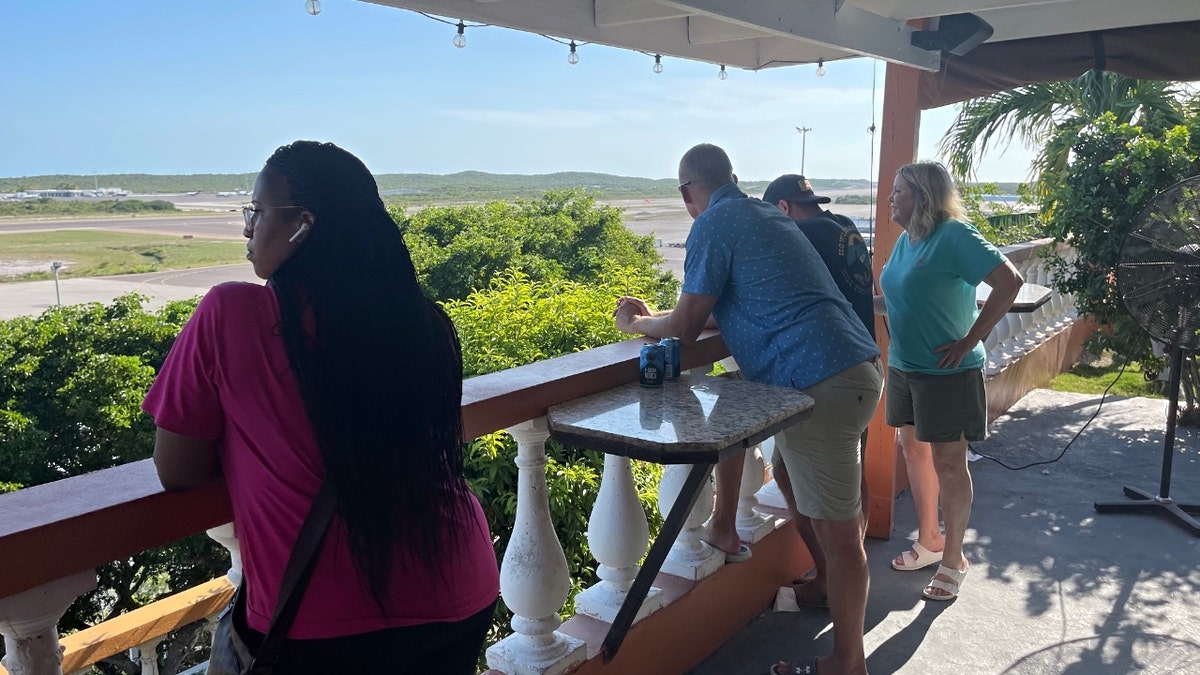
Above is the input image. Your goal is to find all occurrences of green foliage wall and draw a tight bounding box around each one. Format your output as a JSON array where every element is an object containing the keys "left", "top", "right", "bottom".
[
  {"left": 393, "top": 188, "right": 679, "bottom": 307},
  {"left": 1043, "top": 113, "right": 1199, "bottom": 365},
  {"left": 0, "top": 295, "right": 225, "bottom": 671},
  {"left": 960, "top": 182, "right": 1048, "bottom": 246},
  {"left": 443, "top": 267, "right": 670, "bottom": 643},
  {"left": 0, "top": 199, "right": 178, "bottom": 218}
]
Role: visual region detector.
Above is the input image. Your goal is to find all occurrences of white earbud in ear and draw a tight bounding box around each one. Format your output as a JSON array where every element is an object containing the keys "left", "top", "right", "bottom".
[{"left": 289, "top": 223, "right": 310, "bottom": 244}]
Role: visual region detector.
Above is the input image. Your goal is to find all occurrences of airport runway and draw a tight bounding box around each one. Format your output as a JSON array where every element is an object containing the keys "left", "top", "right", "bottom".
[
  {"left": 0, "top": 201, "right": 691, "bottom": 319},
  {"left": 0, "top": 195, "right": 876, "bottom": 319}
]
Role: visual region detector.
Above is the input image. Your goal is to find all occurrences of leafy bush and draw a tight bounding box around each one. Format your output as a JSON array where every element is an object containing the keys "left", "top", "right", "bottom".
[
  {"left": 393, "top": 188, "right": 679, "bottom": 307},
  {"left": 0, "top": 295, "right": 225, "bottom": 673},
  {"left": 0, "top": 199, "right": 179, "bottom": 218},
  {"left": 446, "top": 268, "right": 668, "bottom": 645},
  {"left": 1042, "top": 114, "right": 1199, "bottom": 365},
  {"left": 960, "top": 182, "right": 1048, "bottom": 246}
]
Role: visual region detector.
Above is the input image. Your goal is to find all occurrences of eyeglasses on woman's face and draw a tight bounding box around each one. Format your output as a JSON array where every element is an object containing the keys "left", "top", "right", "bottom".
[{"left": 242, "top": 204, "right": 305, "bottom": 229}]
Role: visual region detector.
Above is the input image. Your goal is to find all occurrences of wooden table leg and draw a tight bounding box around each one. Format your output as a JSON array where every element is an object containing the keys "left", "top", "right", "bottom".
[{"left": 601, "top": 462, "right": 713, "bottom": 662}]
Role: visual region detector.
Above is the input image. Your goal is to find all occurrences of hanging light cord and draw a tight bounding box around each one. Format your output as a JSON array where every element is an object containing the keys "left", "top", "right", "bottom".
[
  {"left": 868, "top": 58, "right": 878, "bottom": 260},
  {"left": 415, "top": 11, "right": 489, "bottom": 28}
]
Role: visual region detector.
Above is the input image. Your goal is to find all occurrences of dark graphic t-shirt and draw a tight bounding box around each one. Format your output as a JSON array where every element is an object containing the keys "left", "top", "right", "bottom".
[{"left": 794, "top": 211, "right": 876, "bottom": 340}]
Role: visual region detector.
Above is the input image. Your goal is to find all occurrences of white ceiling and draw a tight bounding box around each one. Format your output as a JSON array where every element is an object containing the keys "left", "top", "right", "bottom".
[{"left": 363, "top": 0, "right": 1200, "bottom": 72}]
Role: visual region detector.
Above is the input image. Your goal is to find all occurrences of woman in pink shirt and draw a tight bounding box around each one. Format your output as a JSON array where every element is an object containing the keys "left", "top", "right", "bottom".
[{"left": 143, "top": 141, "right": 499, "bottom": 673}]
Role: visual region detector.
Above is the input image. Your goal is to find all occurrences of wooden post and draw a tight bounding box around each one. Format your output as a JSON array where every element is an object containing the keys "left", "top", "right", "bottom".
[{"left": 865, "top": 61, "right": 923, "bottom": 539}]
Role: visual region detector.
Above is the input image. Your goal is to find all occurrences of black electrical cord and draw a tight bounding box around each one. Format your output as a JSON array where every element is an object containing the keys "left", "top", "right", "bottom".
[{"left": 970, "top": 351, "right": 1134, "bottom": 470}]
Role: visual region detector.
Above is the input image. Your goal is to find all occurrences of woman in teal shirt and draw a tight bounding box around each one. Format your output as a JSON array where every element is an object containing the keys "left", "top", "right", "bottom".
[{"left": 879, "top": 162, "right": 1023, "bottom": 600}]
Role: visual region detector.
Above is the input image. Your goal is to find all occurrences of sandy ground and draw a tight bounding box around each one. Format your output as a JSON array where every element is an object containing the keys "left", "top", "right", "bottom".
[
  {"left": 0, "top": 193, "right": 881, "bottom": 283},
  {"left": 606, "top": 197, "right": 878, "bottom": 279}
]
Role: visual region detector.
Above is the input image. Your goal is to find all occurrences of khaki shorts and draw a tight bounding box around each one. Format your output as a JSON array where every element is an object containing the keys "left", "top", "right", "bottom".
[
  {"left": 772, "top": 358, "right": 883, "bottom": 521},
  {"left": 885, "top": 367, "right": 987, "bottom": 442}
]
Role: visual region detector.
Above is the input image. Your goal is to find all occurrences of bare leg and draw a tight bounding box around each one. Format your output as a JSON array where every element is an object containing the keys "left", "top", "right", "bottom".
[
  {"left": 926, "top": 435, "right": 972, "bottom": 597},
  {"left": 774, "top": 461, "right": 826, "bottom": 603},
  {"left": 898, "top": 425, "right": 945, "bottom": 554},
  {"left": 811, "top": 515, "right": 869, "bottom": 675},
  {"left": 704, "top": 448, "right": 746, "bottom": 555}
]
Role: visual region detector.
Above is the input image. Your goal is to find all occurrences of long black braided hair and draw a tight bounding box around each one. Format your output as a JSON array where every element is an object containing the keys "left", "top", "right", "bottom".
[{"left": 263, "top": 140, "right": 469, "bottom": 605}]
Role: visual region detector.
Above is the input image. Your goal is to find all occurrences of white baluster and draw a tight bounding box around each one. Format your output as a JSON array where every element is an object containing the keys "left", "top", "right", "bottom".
[
  {"left": 1000, "top": 319, "right": 1024, "bottom": 357},
  {"left": 1053, "top": 249, "right": 1078, "bottom": 329},
  {"left": 129, "top": 636, "right": 163, "bottom": 675},
  {"left": 0, "top": 571, "right": 96, "bottom": 675},
  {"left": 574, "top": 453, "right": 664, "bottom": 624},
  {"left": 735, "top": 443, "right": 774, "bottom": 543},
  {"left": 206, "top": 523, "right": 242, "bottom": 587},
  {"left": 1034, "top": 259, "right": 1054, "bottom": 337},
  {"left": 1015, "top": 263, "right": 1039, "bottom": 352},
  {"left": 486, "top": 418, "right": 585, "bottom": 675},
  {"left": 984, "top": 323, "right": 1003, "bottom": 375},
  {"left": 658, "top": 463, "right": 723, "bottom": 580}
]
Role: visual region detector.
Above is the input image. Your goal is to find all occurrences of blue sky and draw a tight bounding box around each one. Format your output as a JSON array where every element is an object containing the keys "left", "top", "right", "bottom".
[{"left": 1, "top": 0, "right": 1034, "bottom": 182}]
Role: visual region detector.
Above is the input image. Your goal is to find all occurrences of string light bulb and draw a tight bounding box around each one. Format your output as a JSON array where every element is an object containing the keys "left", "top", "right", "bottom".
[
  {"left": 718, "top": 64, "right": 727, "bottom": 80},
  {"left": 304, "top": 0, "right": 321, "bottom": 15},
  {"left": 816, "top": 58, "right": 826, "bottom": 77},
  {"left": 653, "top": 54, "right": 663, "bottom": 74},
  {"left": 453, "top": 21, "right": 467, "bottom": 49},
  {"left": 568, "top": 40, "right": 579, "bottom": 65}
]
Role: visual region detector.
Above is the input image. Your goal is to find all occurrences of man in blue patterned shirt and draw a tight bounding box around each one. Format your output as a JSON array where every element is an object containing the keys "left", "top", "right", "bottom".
[{"left": 614, "top": 143, "right": 880, "bottom": 675}]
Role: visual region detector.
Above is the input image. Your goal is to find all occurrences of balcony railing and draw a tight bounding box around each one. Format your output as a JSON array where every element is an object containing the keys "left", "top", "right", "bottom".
[{"left": 0, "top": 238, "right": 1080, "bottom": 675}]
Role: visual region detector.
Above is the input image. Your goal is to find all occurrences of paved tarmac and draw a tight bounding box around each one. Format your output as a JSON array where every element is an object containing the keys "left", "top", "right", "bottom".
[
  {"left": 690, "top": 389, "right": 1200, "bottom": 675},
  {"left": 0, "top": 265, "right": 261, "bottom": 320}
]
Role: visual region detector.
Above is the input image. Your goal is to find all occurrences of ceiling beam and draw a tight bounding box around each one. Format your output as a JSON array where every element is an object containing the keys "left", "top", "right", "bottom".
[
  {"left": 595, "top": 0, "right": 690, "bottom": 27},
  {"left": 688, "top": 15, "right": 770, "bottom": 45},
  {"left": 658, "top": 0, "right": 941, "bottom": 70}
]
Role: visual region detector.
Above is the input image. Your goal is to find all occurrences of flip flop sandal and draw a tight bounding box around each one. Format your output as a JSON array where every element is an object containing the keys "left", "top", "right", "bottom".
[
  {"left": 724, "top": 543, "right": 752, "bottom": 563},
  {"left": 922, "top": 562, "right": 969, "bottom": 601},
  {"left": 703, "top": 540, "right": 752, "bottom": 562},
  {"left": 892, "top": 541, "right": 943, "bottom": 571}
]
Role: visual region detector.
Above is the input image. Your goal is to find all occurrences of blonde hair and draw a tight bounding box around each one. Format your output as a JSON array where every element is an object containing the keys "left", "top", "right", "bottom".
[{"left": 896, "top": 162, "right": 966, "bottom": 240}]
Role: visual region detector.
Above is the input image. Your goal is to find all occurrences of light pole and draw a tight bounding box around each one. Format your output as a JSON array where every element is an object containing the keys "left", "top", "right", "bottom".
[
  {"left": 795, "top": 126, "right": 812, "bottom": 175},
  {"left": 50, "top": 261, "right": 62, "bottom": 306}
]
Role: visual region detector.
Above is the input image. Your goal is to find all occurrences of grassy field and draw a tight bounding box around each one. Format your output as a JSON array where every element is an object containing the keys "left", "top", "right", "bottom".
[
  {"left": 1, "top": 231, "right": 247, "bottom": 282},
  {"left": 1048, "top": 357, "right": 1165, "bottom": 399}
]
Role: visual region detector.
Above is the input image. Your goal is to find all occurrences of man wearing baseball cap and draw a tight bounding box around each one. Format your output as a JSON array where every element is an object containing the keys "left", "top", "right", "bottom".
[{"left": 763, "top": 174, "right": 875, "bottom": 339}]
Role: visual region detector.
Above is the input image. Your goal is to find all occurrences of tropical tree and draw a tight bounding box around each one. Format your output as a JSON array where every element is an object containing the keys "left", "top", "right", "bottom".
[
  {"left": 1041, "top": 112, "right": 1200, "bottom": 421},
  {"left": 939, "top": 70, "right": 1186, "bottom": 192}
]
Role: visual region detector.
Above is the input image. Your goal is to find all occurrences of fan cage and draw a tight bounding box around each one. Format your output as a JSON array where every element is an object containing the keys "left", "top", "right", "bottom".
[{"left": 1117, "top": 175, "right": 1200, "bottom": 352}]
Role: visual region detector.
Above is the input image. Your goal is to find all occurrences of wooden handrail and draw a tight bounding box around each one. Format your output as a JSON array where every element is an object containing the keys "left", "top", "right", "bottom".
[
  {"left": 0, "top": 331, "right": 729, "bottom": 600},
  {"left": 59, "top": 578, "right": 234, "bottom": 673}
]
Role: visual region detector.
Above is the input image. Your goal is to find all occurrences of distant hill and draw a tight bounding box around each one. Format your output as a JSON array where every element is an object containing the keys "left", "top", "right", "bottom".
[
  {"left": 0, "top": 172, "right": 878, "bottom": 203},
  {"left": 1, "top": 172, "right": 1022, "bottom": 203}
]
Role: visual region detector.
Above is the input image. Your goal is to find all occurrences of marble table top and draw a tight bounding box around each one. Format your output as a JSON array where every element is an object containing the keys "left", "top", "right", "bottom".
[
  {"left": 547, "top": 373, "right": 814, "bottom": 464},
  {"left": 976, "top": 282, "right": 1052, "bottom": 312}
]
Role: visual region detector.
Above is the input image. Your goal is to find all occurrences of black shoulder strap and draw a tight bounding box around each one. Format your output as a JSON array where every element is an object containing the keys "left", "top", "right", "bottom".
[{"left": 247, "top": 480, "right": 337, "bottom": 673}]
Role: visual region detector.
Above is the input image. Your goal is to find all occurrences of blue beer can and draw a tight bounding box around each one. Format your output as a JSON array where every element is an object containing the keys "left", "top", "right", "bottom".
[
  {"left": 659, "top": 337, "right": 681, "bottom": 379},
  {"left": 639, "top": 343, "right": 665, "bottom": 387}
]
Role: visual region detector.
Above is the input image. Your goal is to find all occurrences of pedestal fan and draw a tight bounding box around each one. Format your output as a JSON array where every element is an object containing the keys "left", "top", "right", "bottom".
[{"left": 1093, "top": 175, "right": 1200, "bottom": 535}]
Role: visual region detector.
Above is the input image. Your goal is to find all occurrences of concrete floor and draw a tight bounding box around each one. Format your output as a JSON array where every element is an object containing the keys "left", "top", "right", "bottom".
[{"left": 689, "top": 388, "right": 1200, "bottom": 675}]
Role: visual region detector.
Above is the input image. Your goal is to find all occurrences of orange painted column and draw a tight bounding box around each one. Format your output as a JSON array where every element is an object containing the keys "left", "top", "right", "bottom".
[{"left": 864, "top": 61, "right": 922, "bottom": 539}]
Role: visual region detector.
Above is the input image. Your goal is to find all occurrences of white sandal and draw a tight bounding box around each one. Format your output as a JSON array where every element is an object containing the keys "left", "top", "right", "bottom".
[
  {"left": 891, "top": 541, "right": 943, "bottom": 571},
  {"left": 922, "top": 562, "right": 969, "bottom": 601}
]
